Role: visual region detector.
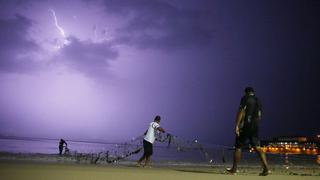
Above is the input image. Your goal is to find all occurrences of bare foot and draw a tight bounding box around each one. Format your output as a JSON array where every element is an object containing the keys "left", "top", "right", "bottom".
[
  {"left": 226, "top": 168, "right": 237, "bottom": 175},
  {"left": 259, "top": 169, "right": 271, "bottom": 176}
]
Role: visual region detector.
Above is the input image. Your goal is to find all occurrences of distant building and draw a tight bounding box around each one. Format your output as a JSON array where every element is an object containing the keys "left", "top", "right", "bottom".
[{"left": 259, "top": 135, "right": 319, "bottom": 155}]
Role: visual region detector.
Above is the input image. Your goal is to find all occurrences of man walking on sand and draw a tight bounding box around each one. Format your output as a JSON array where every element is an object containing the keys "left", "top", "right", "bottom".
[
  {"left": 227, "top": 87, "right": 270, "bottom": 176},
  {"left": 137, "top": 115, "right": 165, "bottom": 167}
]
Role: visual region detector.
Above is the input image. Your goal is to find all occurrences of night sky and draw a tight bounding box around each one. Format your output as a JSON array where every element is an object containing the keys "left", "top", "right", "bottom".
[{"left": 0, "top": 0, "right": 319, "bottom": 145}]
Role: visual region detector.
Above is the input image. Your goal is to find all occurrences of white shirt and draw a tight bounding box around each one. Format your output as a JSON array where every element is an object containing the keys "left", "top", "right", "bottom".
[{"left": 144, "top": 122, "right": 160, "bottom": 144}]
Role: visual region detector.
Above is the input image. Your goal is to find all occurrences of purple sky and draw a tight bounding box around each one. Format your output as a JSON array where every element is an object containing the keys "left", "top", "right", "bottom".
[{"left": 0, "top": 0, "right": 319, "bottom": 145}]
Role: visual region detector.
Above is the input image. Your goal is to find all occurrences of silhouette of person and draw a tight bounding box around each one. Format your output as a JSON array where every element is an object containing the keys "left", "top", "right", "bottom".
[
  {"left": 59, "top": 139, "right": 67, "bottom": 155},
  {"left": 137, "top": 115, "right": 165, "bottom": 167},
  {"left": 227, "top": 87, "right": 269, "bottom": 176}
]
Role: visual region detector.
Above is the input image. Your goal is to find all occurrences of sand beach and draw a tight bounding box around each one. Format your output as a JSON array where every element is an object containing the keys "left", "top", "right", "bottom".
[
  {"left": 0, "top": 152, "right": 319, "bottom": 180},
  {"left": 1, "top": 161, "right": 320, "bottom": 180}
]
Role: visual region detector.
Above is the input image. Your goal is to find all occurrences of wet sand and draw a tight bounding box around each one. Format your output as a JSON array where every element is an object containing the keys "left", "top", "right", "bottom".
[{"left": 0, "top": 160, "right": 319, "bottom": 180}]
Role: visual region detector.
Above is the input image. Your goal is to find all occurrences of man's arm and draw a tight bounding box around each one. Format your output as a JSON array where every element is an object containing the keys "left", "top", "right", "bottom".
[
  {"left": 153, "top": 122, "right": 165, "bottom": 133},
  {"left": 257, "top": 110, "right": 261, "bottom": 121},
  {"left": 257, "top": 98, "right": 262, "bottom": 122},
  {"left": 235, "top": 107, "right": 245, "bottom": 136},
  {"left": 157, "top": 127, "right": 165, "bottom": 133}
]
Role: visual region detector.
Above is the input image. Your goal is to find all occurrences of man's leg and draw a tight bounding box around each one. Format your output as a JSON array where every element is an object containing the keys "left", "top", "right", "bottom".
[
  {"left": 137, "top": 153, "right": 146, "bottom": 166},
  {"left": 143, "top": 142, "right": 153, "bottom": 167},
  {"left": 228, "top": 134, "right": 244, "bottom": 174},
  {"left": 251, "top": 132, "right": 269, "bottom": 176},
  {"left": 254, "top": 146, "right": 269, "bottom": 175},
  {"left": 59, "top": 147, "right": 63, "bottom": 155},
  {"left": 138, "top": 140, "right": 148, "bottom": 166},
  {"left": 228, "top": 148, "right": 241, "bottom": 173},
  {"left": 144, "top": 154, "right": 151, "bottom": 167}
]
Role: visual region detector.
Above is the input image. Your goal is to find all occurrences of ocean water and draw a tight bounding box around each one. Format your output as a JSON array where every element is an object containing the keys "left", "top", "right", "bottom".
[
  {"left": 0, "top": 138, "right": 114, "bottom": 154},
  {"left": 0, "top": 138, "right": 318, "bottom": 166}
]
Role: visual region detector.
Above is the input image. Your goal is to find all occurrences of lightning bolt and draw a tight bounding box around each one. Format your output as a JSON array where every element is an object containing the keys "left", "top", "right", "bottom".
[{"left": 49, "top": 8, "right": 66, "bottom": 38}]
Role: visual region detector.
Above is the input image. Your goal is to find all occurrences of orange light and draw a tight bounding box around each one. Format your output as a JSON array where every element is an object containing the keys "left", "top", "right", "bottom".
[{"left": 298, "top": 137, "right": 307, "bottom": 142}]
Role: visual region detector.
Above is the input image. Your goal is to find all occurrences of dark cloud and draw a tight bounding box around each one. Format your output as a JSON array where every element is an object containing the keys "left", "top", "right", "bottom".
[
  {"left": 56, "top": 36, "right": 118, "bottom": 77},
  {"left": 103, "top": 0, "right": 216, "bottom": 50},
  {"left": 0, "top": 13, "right": 118, "bottom": 77},
  {"left": 0, "top": 14, "right": 41, "bottom": 73}
]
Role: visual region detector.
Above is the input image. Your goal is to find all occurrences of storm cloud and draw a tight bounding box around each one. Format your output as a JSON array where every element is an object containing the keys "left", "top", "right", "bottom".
[
  {"left": 103, "top": 0, "right": 216, "bottom": 50},
  {"left": 0, "top": 14, "right": 41, "bottom": 73},
  {"left": 55, "top": 36, "right": 119, "bottom": 78},
  {"left": 0, "top": 11, "right": 119, "bottom": 77}
]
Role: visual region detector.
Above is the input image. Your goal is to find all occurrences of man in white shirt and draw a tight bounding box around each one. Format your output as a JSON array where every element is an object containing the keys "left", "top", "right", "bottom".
[{"left": 137, "top": 115, "right": 165, "bottom": 167}]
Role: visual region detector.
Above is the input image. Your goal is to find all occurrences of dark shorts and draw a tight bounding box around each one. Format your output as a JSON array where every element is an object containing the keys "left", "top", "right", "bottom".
[
  {"left": 143, "top": 140, "right": 153, "bottom": 156},
  {"left": 235, "top": 128, "right": 260, "bottom": 149}
]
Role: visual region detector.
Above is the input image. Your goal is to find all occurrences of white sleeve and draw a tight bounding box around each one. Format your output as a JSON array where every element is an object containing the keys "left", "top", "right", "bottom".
[{"left": 152, "top": 122, "right": 160, "bottom": 129}]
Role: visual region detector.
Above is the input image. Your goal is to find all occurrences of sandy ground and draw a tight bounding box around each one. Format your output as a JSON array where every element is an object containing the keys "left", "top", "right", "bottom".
[{"left": 0, "top": 161, "right": 319, "bottom": 180}]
